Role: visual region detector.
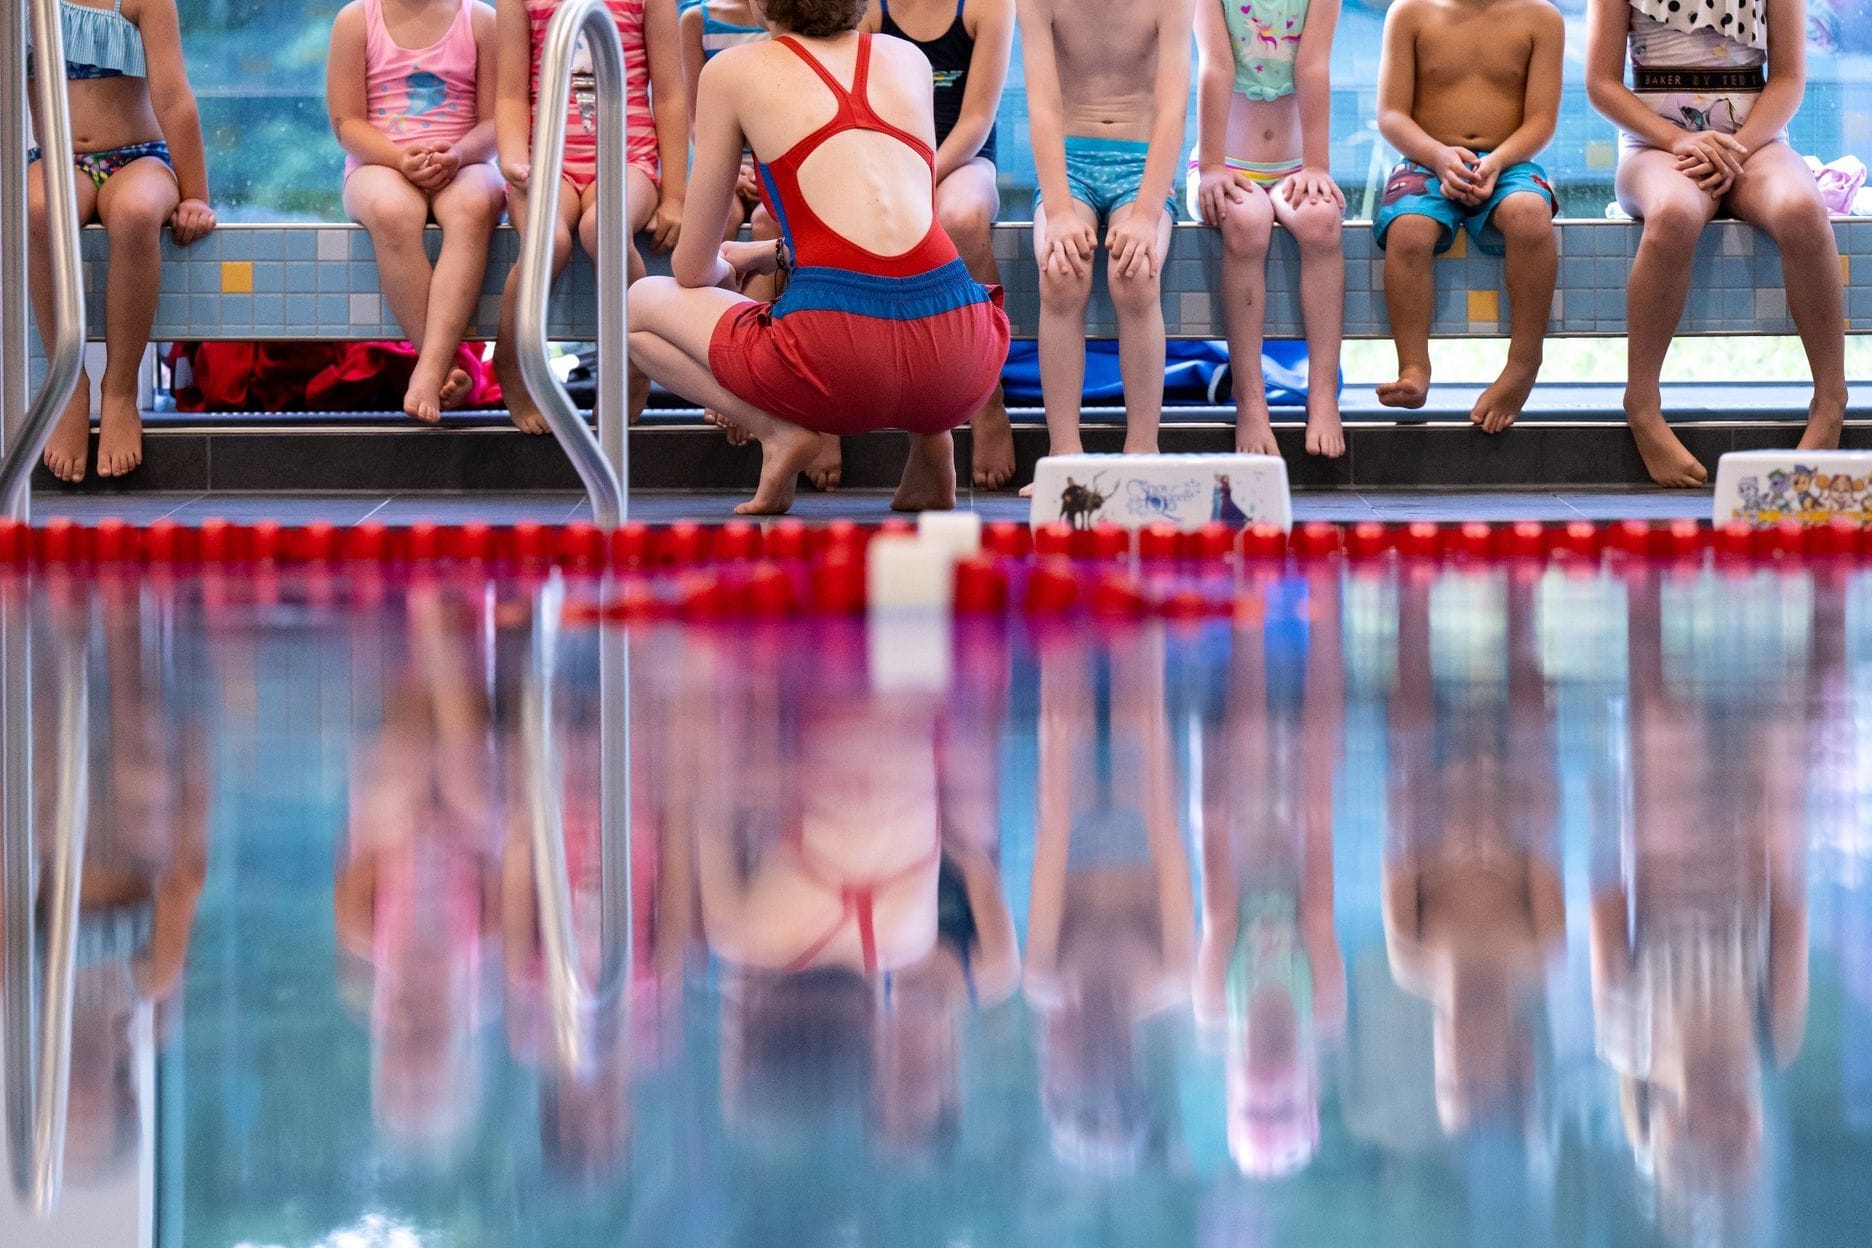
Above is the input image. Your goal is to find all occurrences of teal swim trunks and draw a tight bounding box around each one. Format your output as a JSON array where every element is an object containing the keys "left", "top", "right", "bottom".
[
  {"left": 1372, "top": 154, "right": 1557, "bottom": 257},
  {"left": 1041, "top": 136, "right": 1180, "bottom": 226}
]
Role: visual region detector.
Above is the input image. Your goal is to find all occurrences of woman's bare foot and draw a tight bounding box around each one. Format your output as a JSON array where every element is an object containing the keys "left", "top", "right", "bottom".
[
  {"left": 95, "top": 391, "right": 144, "bottom": 479},
  {"left": 1235, "top": 401, "right": 1280, "bottom": 456},
  {"left": 41, "top": 375, "right": 92, "bottom": 483},
  {"left": 403, "top": 357, "right": 450, "bottom": 425},
  {"left": 1626, "top": 391, "right": 1709, "bottom": 488},
  {"left": 1797, "top": 390, "right": 1847, "bottom": 452},
  {"left": 710, "top": 409, "right": 752, "bottom": 446},
  {"left": 970, "top": 391, "right": 1016, "bottom": 489},
  {"left": 1304, "top": 395, "right": 1346, "bottom": 458},
  {"left": 1470, "top": 360, "right": 1538, "bottom": 435},
  {"left": 437, "top": 367, "right": 474, "bottom": 411},
  {"left": 1376, "top": 365, "right": 1431, "bottom": 410},
  {"left": 806, "top": 435, "right": 842, "bottom": 491},
  {"left": 892, "top": 433, "right": 958, "bottom": 512},
  {"left": 738, "top": 419, "right": 822, "bottom": 515}
]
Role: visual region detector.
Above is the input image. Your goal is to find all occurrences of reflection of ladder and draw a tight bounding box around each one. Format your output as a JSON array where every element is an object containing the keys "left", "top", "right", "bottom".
[
  {"left": 0, "top": 0, "right": 88, "bottom": 522},
  {"left": 513, "top": 0, "right": 632, "bottom": 530},
  {"left": 2, "top": 586, "right": 90, "bottom": 1216}
]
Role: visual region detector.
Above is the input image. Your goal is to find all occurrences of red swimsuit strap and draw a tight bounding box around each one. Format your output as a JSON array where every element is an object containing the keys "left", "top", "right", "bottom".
[
  {"left": 767, "top": 34, "right": 936, "bottom": 172},
  {"left": 780, "top": 812, "right": 941, "bottom": 975}
]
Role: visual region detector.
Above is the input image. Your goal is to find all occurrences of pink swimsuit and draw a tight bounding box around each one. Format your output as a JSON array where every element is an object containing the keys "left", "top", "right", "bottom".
[
  {"left": 525, "top": 0, "right": 660, "bottom": 193},
  {"left": 348, "top": 0, "right": 483, "bottom": 178}
]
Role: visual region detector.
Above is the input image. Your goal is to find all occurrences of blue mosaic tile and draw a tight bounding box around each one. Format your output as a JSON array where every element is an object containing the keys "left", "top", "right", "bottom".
[
  {"left": 285, "top": 263, "right": 318, "bottom": 295},
  {"left": 285, "top": 232, "right": 317, "bottom": 260}
]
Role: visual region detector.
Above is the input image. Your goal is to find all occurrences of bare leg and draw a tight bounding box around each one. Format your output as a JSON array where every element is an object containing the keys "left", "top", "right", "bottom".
[
  {"left": 29, "top": 162, "right": 99, "bottom": 482},
  {"left": 1271, "top": 187, "right": 1346, "bottom": 457},
  {"left": 1470, "top": 194, "right": 1555, "bottom": 435},
  {"left": 94, "top": 159, "right": 180, "bottom": 478},
  {"left": 805, "top": 435, "right": 843, "bottom": 492},
  {"left": 1021, "top": 197, "right": 1097, "bottom": 499},
  {"left": 1616, "top": 147, "right": 1716, "bottom": 487},
  {"left": 941, "top": 159, "right": 1014, "bottom": 489},
  {"left": 617, "top": 167, "right": 661, "bottom": 427},
  {"left": 891, "top": 433, "right": 958, "bottom": 512},
  {"left": 1725, "top": 142, "right": 1847, "bottom": 453},
  {"left": 494, "top": 177, "right": 581, "bottom": 434},
  {"left": 345, "top": 166, "right": 436, "bottom": 387},
  {"left": 628, "top": 276, "right": 818, "bottom": 514},
  {"left": 1216, "top": 182, "right": 1279, "bottom": 455},
  {"left": 1376, "top": 214, "right": 1441, "bottom": 410},
  {"left": 1107, "top": 202, "right": 1173, "bottom": 456},
  {"left": 403, "top": 165, "right": 506, "bottom": 423}
]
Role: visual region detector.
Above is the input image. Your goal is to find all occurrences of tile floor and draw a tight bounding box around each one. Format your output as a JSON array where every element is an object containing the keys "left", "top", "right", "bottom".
[{"left": 26, "top": 488, "right": 1716, "bottom": 527}]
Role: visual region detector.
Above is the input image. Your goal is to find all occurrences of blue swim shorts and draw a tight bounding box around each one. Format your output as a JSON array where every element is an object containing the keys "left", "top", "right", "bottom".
[
  {"left": 1039, "top": 136, "right": 1180, "bottom": 227},
  {"left": 1371, "top": 154, "right": 1557, "bottom": 257}
]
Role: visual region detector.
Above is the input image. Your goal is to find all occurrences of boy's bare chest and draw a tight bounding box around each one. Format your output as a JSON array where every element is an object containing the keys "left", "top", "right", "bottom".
[
  {"left": 1413, "top": 21, "right": 1532, "bottom": 90},
  {"left": 1053, "top": 9, "right": 1158, "bottom": 73}
]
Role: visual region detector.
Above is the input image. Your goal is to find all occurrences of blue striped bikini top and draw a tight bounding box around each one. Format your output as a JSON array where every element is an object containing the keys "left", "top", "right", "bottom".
[{"left": 27, "top": 0, "right": 149, "bottom": 81}]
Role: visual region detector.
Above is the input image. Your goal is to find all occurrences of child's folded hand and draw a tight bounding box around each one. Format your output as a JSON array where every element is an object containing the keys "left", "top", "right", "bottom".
[
  {"left": 1282, "top": 168, "right": 1344, "bottom": 212},
  {"left": 1466, "top": 156, "right": 1504, "bottom": 206},
  {"left": 423, "top": 144, "right": 464, "bottom": 189},
  {"left": 1195, "top": 166, "right": 1249, "bottom": 228},
  {"left": 1429, "top": 145, "right": 1481, "bottom": 205},
  {"left": 1670, "top": 131, "right": 1747, "bottom": 189},
  {"left": 169, "top": 199, "right": 216, "bottom": 246}
]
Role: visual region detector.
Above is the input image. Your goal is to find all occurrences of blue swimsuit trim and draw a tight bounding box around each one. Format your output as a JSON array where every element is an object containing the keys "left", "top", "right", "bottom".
[{"left": 773, "top": 259, "right": 994, "bottom": 321}]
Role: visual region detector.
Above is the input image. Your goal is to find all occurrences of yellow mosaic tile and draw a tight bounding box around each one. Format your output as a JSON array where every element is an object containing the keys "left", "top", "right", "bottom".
[
  {"left": 1442, "top": 232, "right": 1468, "bottom": 260},
  {"left": 1467, "top": 289, "right": 1500, "bottom": 323},
  {"left": 1842, "top": 256, "right": 1852, "bottom": 285},
  {"left": 220, "top": 261, "right": 254, "bottom": 294}
]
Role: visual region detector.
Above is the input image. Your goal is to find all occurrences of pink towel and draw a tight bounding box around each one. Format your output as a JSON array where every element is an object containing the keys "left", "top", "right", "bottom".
[{"left": 1806, "top": 155, "right": 1866, "bottom": 215}]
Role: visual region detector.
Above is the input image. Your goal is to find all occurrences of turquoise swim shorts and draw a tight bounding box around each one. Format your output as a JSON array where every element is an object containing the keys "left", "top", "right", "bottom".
[
  {"left": 1371, "top": 154, "right": 1557, "bottom": 257},
  {"left": 1040, "top": 136, "right": 1180, "bottom": 227}
]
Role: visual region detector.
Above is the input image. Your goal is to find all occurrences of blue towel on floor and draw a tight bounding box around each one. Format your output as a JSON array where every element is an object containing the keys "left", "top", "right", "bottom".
[{"left": 999, "top": 340, "right": 1328, "bottom": 407}]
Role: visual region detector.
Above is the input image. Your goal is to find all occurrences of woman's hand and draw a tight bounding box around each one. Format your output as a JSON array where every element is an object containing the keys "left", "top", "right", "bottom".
[
  {"left": 1282, "top": 165, "right": 1345, "bottom": 211},
  {"left": 720, "top": 239, "right": 779, "bottom": 290},
  {"left": 169, "top": 199, "right": 216, "bottom": 246},
  {"left": 1195, "top": 165, "right": 1248, "bottom": 228}
]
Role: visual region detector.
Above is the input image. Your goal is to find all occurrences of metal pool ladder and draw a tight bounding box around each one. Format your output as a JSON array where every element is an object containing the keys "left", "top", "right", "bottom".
[
  {"left": 514, "top": 0, "right": 631, "bottom": 530},
  {"left": 0, "top": 0, "right": 89, "bottom": 522}
]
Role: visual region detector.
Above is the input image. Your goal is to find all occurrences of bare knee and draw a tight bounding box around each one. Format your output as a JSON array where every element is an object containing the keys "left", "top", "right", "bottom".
[
  {"left": 625, "top": 276, "right": 679, "bottom": 333},
  {"left": 1039, "top": 263, "right": 1093, "bottom": 312},
  {"left": 1761, "top": 192, "right": 1832, "bottom": 247},
  {"left": 1638, "top": 194, "right": 1711, "bottom": 249},
  {"left": 1384, "top": 217, "right": 1442, "bottom": 261},
  {"left": 1492, "top": 195, "right": 1554, "bottom": 247},
  {"left": 1220, "top": 197, "right": 1274, "bottom": 262},
  {"left": 1287, "top": 199, "right": 1342, "bottom": 253},
  {"left": 104, "top": 194, "right": 170, "bottom": 245},
  {"left": 1107, "top": 264, "right": 1162, "bottom": 316},
  {"left": 358, "top": 197, "right": 427, "bottom": 247},
  {"left": 938, "top": 196, "right": 993, "bottom": 253}
]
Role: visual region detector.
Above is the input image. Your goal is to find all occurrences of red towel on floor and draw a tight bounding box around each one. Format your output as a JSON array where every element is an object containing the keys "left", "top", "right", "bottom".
[{"left": 168, "top": 343, "right": 500, "bottom": 412}]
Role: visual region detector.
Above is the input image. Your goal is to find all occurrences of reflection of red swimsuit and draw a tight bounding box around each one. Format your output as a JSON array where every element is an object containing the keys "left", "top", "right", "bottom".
[
  {"left": 780, "top": 817, "right": 940, "bottom": 975},
  {"left": 709, "top": 34, "right": 1010, "bottom": 436}
]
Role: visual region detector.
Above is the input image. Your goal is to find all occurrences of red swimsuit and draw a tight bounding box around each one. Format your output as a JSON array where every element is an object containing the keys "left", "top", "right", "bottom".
[{"left": 708, "top": 34, "right": 1010, "bottom": 436}]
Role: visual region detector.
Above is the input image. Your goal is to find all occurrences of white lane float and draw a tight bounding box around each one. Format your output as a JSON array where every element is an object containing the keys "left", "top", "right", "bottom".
[
  {"left": 1713, "top": 450, "right": 1872, "bottom": 527},
  {"left": 1028, "top": 453, "right": 1292, "bottom": 533}
]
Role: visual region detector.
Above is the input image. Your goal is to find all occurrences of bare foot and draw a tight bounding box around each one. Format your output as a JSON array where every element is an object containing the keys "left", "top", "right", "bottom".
[
  {"left": 737, "top": 420, "right": 822, "bottom": 515},
  {"left": 1470, "top": 360, "right": 1538, "bottom": 435},
  {"left": 1376, "top": 366, "right": 1431, "bottom": 410},
  {"left": 41, "top": 373, "right": 92, "bottom": 483},
  {"left": 892, "top": 434, "right": 958, "bottom": 512},
  {"left": 403, "top": 357, "right": 450, "bottom": 425},
  {"left": 1018, "top": 481, "right": 1035, "bottom": 499},
  {"left": 507, "top": 392, "right": 550, "bottom": 435},
  {"left": 1304, "top": 395, "right": 1346, "bottom": 458},
  {"left": 805, "top": 435, "right": 843, "bottom": 492},
  {"left": 437, "top": 367, "right": 473, "bottom": 411},
  {"left": 970, "top": 390, "right": 1015, "bottom": 490},
  {"left": 628, "top": 364, "right": 649, "bottom": 428},
  {"left": 1797, "top": 390, "right": 1846, "bottom": 452},
  {"left": 1626, "top": 392, "right": 1709, "bottom": 488},
  {"left": 1235, "top": 401, "right": 1281, "bottom": 457},
  {"left": 710, "top": 410, "right": 752, "bottom": 446},
  {"left": 94, "top": 391, "right": 144, "bottom": 479}
]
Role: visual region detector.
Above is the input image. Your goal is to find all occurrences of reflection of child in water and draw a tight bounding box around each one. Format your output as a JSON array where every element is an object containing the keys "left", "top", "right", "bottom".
[
  {"left": 1381, "top": 568, "right": 1563, "bottom": 1135},
  {"left": 1026, "top": 625, "right": 1195, "bottom": 1173},
  {"left": 334, "top": 589, "right": 502, "bottom": 1158},
  {"left": 1590, "top": 577, "right": 1810, "bottom": 1237},
  {"left": 1194, "top": 571, "right": 1346, "bottom": 1176}
]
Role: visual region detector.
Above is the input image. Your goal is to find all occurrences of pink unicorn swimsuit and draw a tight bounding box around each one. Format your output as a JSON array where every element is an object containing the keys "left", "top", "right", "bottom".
[{"left": 348, "top": 0, "right": 483, "bottom": 178}]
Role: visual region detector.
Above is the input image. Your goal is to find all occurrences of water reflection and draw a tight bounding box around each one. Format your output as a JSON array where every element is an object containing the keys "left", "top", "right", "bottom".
[{"left": 2, "top": 560, "right": 1870, "bottom": 1246}]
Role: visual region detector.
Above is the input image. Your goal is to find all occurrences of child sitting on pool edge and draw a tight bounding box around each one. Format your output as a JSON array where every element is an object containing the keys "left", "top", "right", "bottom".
[
  {"left": 1374, "top": 0, "right": 1562, "bottom": 434},
  {"left": 328, "top": 0, "right": 508, "bottom": 425},
  {"left": 492, "top": 0, "right": 688, "bottom": 434},
  {"left": 29, "top": 0, "right": 217, "bottom": 483},
  {"left": 1016, "top": 0, "right": 1194, "bottom": 498}
]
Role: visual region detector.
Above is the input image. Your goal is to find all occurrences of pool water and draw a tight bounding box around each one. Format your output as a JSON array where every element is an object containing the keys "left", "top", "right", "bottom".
[{"left": 3, "top": 558, "right": 1871, "bottom": 1248}]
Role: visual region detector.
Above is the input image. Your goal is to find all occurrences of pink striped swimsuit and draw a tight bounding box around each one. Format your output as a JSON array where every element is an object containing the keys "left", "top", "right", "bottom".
[
  {"left": 348, "top": 0, "right": 483, "bottom": 178},
  {"left": 525, "top": 0, "right": 660, "bottom": 193}
]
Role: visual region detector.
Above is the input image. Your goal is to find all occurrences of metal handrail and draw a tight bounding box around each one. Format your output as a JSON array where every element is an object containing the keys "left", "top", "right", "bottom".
[
  {"left": 0, "top": 0, "right": 90, "bottom": 521},
  {"left": 514, "top": 0, "right": 628, "bottom": 531},
  {"left": 3, "top": 598, "right": 89, "bottom": 1216},
  {"left": 521, "top": 579, "right": 630, "bottom": 1074}
]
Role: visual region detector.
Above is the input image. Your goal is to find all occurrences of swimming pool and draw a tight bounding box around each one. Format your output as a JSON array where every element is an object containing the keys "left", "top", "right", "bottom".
[{"left": 3, "top": 542, "right": 1870, "bottom": 1248}]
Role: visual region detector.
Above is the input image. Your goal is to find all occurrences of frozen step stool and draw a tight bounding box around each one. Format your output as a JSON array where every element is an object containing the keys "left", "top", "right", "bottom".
[
  {"left": 1713, "top": 451, "right": 1872, "bottom": 527},
  {"left": 1028, "top": 453, "right": 1292, "bottom": 533}
]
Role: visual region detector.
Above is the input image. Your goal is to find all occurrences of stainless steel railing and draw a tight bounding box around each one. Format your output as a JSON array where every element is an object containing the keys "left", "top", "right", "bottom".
[
  {"left": 0, "top": 0, "right": 89, "bottom": 521},
  {"left": 521, "top": 579, "right": 630, "bottom": 1075},
  {"left": 2, "top": 592, "right": 89, "bottom": 1216},
  {"left": 514, "top": 0, "right": 629, "bottom": 531}
]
